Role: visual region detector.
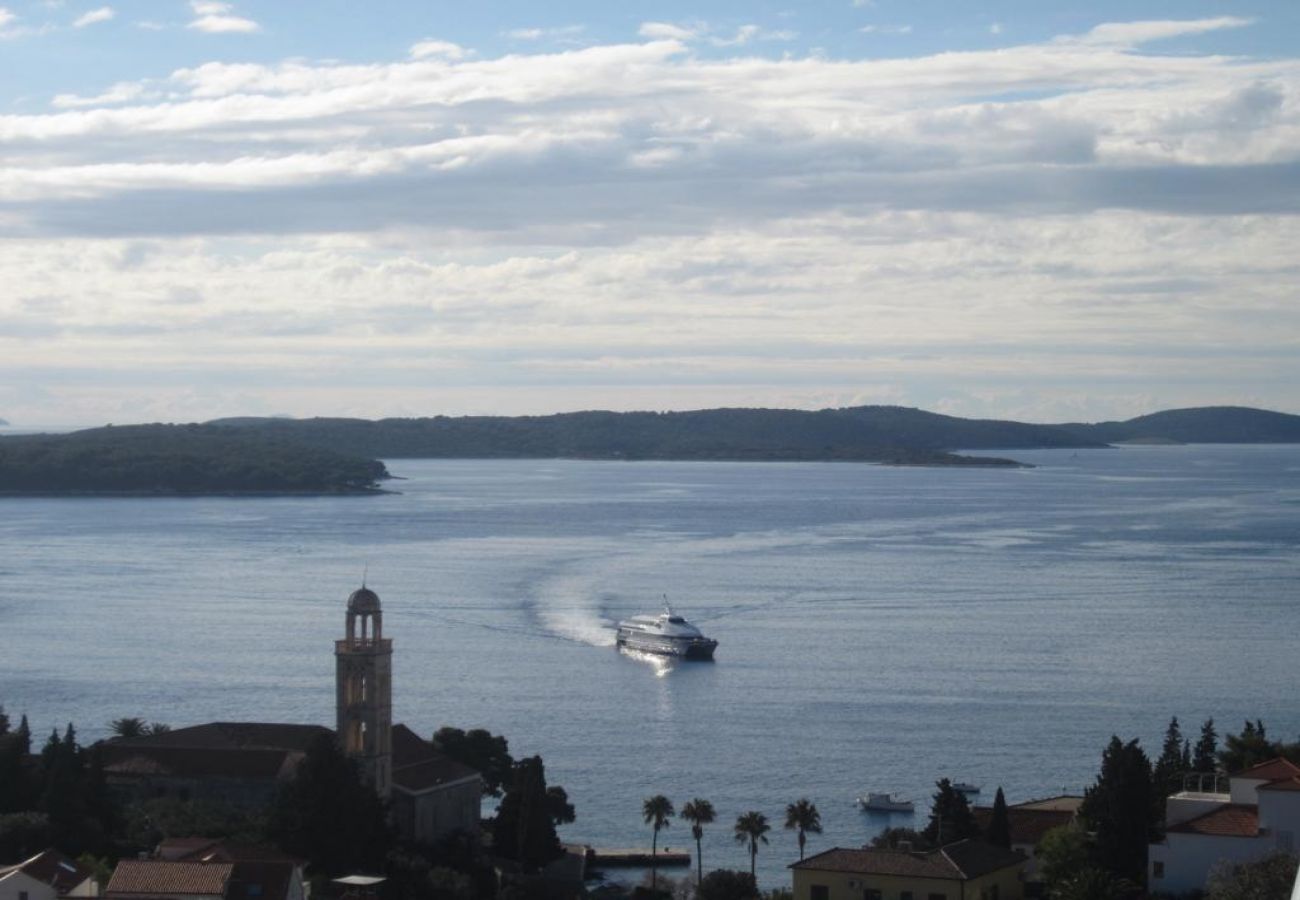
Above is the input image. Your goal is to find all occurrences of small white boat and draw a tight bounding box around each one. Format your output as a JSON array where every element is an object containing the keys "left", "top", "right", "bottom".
[
  {"left": 858, "top": 792, "right": 915, "bottom": 813},
  {"left": 953, "top": 782, "right": 981, "bottom": 795}
]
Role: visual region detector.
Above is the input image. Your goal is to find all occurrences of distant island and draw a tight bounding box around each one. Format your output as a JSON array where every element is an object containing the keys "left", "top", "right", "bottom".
[
  {"left": 2, "top": 404, "right": 1296, "bottom": 496},
  {"left": 0, "top": 423, "right": 389, "bottom": 496}
]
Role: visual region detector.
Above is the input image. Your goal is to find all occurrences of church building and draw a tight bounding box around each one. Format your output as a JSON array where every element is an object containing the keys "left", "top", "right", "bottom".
[{"left": 101, "top": 586, "right": 483, "bottom": 845}]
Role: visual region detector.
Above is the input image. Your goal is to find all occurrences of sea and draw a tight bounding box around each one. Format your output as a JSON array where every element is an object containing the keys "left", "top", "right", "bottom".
[{"left": 2, "top": 445, "right": 1299, "bottom": 888}]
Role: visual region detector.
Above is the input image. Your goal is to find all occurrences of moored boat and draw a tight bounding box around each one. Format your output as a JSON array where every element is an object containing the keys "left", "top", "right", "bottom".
[
  {"left": 615, "top": 603, "right": 718, "bottom": 660},
  {"left": 858, "top": 792, "right": 915, "bottom": 812}
]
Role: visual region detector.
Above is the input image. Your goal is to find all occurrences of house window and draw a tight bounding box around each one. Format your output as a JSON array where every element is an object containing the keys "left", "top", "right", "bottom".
[
  {"left": 1153, "top": 862, "right": 1165, "bottom": 879},
  {"left": 902, "top": 892, "right": 914, "bottom": 900},
  {"left": 866, "top": 890, "right": 883, "bottom": 900},
  {"left": 811, "top": 886, "right": 829, "bottom": 900}
]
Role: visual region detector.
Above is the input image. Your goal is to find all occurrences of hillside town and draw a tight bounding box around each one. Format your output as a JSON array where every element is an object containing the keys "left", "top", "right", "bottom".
[{"left": 2, "top": 588, "right": 1297, "bottom": 900}]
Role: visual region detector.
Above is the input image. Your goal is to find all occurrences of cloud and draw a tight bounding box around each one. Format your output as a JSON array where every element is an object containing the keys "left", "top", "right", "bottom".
[
  {"left": 72, "top": 5, "right": 113, "bottom": 27},
  {"left": 504, "top": 25, "right": 584, "bottom": 42},
  {"left": 187, "top": 0, "right": 258, "bottom": 34},
  {"left": 0, "top": 7, "right": 16, "bottom": 28},
  {"left": 1074, "top": 17, "right": 1253, "bottom": 48},
  {"left": 989, "top": 23, "right": 1003, "bottom": 36},
  {"left": 408, "top": 39, "right": 468, "bottom": 60},
  {"left": 860, "top": 24, "right": 913, "bottom": 35},
  {"left": 638, "top": 21, "right": 699, "bottom": 41}
]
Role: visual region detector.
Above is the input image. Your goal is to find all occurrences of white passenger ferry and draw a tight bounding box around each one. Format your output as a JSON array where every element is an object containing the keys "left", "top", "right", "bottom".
[{"left": 615, "top": 603, "right": 718, "bottom": 660}]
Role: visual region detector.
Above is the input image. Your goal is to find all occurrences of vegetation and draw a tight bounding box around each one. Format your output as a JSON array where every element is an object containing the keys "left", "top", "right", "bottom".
[
  {"left": 733, "top": 811, "right": 770, "bottom": 879},
  {"left": 1207, "top": 852, "right": 1300, "bottom": 900},
  {"left": 491, "top": 756, "right": 565, "bottom": 873},
  {"left": 985, "top": 787, "right": 1011, "bottom": 849},
  {"left": 922, "top": 778, "right": 978, "bottom": 846},
  {"left": 870, "top": 827, "right": 931, "bottom": 850},
  {"left": 782, "top": 798, "right": 821, "bottom": 861},
  {"left": 1079, "top": 737, "right": 1156, "bottom": 886},
  {"left": 1152, "top": 717, "right": 1188, "bottom": 799},
  {"left": 0, "top": 424, "right": 388, "bottom": 495},
  {"left": 697, "top": 869, "right": 761, "bottom": 900},
  {"left": 681, "top": 797, "right": 716, "bottom": 886},
  {"left": 432, "top": 727, "right": 516, "bottom": 797},
  {"left": 268, "top": 732, "right": 390, "bottom": 876},
  {"left": 1037, "top": 824, "right": 1092, "bottom": 897},
  {"left": 642, "top": 794, "right": 675, "bottom": 890},
  {"left": 1219, "top": 720, "right": 1300, "bottom": 772},
  {"left": 1194, "top": 718, "right": 1220, "bottom": 773}
]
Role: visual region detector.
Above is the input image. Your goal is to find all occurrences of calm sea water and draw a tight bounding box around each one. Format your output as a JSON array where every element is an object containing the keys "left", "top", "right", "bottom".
[{"left": 2, "top": 446, "right": 1299, "bottom": 887}]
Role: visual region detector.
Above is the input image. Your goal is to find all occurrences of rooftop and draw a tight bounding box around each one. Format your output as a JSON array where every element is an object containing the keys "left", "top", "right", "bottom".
[
  {"left": 1166, "top": 804, "right": 1259, "bottom": 838},
  {"left": 107, "top": 861, "right": 233, "bottom": 896},
  {"left": 0, "top": 850, "right": 95, "bottom": 894},
  {"left": 1236, "top": 758, "right": 1300, "bottom": 782},
  {"left": 792, "top": 840, "right": 1025, "bottom": 881}
]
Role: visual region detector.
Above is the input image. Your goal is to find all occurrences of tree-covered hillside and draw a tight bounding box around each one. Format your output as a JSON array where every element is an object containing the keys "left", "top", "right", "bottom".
[
  {"left": 1059, "top": 406, "right": 1300, "bottom": 444},
  {"left": 0, "top": 424, "right": 389, "bottom": 494}
]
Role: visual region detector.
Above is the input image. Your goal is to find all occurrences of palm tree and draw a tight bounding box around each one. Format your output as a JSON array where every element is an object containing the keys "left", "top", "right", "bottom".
[
  {"left": 784, "top": 798, "right": 822, "bottom": 861},
  {"left": 681, "top": 798, "right": 716, "bottom": 885},
  {"left": 642, "top": 794, "right": 675, "bottom": 890},
  {"left": 733, "top": 810, "right": 771, "bottom": 878}
]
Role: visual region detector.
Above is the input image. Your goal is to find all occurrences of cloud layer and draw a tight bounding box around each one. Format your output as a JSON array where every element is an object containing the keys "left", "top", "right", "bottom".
[{"left": 1, "top": 18, "right": 1297, "bottom": 425}]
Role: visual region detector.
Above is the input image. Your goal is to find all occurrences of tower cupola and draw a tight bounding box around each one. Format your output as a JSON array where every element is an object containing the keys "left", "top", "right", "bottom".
[{"left": 335, "top": 584, "right": 393, "bottom": 798}]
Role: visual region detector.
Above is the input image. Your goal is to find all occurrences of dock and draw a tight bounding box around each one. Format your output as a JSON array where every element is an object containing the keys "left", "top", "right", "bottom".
[{"left": 584, "top": 847, "right": 691, "bottom": 868}]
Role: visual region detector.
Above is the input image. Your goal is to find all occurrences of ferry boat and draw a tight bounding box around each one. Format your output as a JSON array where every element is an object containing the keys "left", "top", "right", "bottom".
[
  {"left": 615, "top": 604, "right": 718, "bottom": 660},
  {"left": 858, "top": 792, "right": 915, "bottom": 813}
]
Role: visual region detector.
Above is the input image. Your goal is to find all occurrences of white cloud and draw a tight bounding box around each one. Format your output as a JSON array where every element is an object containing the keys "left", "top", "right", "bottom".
[
  {"left": 504, "top": 25, "right": 584, "bottom": 42},
  {"left": 187, "top": 0, "right": 258, "bottom": 34},
  {"left": 0, "top": 7, "right": 16, "bottom": 28},
  {"left": 860, "top": 24, "right": 913, "bottom": 35},
  {"left": 408, "top": 39, "right": 468, "bottom": 60},
  {"left": 72, "top": 5, "right": 113, "bottom": 27},
  {"left": 638, "top": 21, "right": 700, "bottom": 41},
  {"left": 989, "top": 23, "right": 1003, "bottom": 36},
  {"left": 1074, "top": 17, "right": 1253, "bottom": 47}
]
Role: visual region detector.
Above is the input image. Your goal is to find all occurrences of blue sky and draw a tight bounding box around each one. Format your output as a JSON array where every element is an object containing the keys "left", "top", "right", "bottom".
[{"left": 1, "top": 1, "right": 1298, "bottom": 426}]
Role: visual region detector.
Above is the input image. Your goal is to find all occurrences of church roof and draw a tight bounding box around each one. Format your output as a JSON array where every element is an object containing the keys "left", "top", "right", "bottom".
[
  {"left": 0, "top": 849, "right": 96, "bottom": 894},
  {"left": 100, "top": 745, "right": 303, "bottom": 779},
  {"left": 110, "top": 722, "right": 332, "bottom": 752},
  {"left": 390, "top": 723, "right": 481, "bottom": 794}
]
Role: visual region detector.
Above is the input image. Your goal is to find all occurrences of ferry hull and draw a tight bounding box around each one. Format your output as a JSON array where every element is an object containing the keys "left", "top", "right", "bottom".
[{"left": 616, "top": 632, "right": 718, "bottom": 660}]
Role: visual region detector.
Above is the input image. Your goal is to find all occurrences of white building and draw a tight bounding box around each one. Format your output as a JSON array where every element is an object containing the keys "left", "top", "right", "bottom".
[
  {"left": 0, "top": 850, "right": 99, "bottom": 900},
  {"left": 1149, "top": 758, "right": 1300, "bottom": 893}
]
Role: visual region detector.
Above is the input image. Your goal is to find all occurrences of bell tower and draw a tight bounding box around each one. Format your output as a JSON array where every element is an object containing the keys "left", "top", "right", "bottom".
[{"left": 335, "top": 585, "right": 393, "bottom": 798}]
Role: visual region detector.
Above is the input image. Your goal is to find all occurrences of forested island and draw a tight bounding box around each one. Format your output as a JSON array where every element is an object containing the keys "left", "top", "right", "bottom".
[
  {"left": 2, "top": 404, "right": 1296, "bottom": 496},
  {"left": 0, "top": 424, "right": 389, "bottom": 495}
]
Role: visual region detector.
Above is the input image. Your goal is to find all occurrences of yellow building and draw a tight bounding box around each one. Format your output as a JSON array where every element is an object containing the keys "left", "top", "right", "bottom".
[{"left": 790, "top": 839, "right": 1027, "bottom": 900}]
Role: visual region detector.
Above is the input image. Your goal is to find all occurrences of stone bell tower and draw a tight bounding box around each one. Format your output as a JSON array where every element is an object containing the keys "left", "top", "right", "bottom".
[{"left": 335, "top": 585, "right": 393, "bottom": 798}]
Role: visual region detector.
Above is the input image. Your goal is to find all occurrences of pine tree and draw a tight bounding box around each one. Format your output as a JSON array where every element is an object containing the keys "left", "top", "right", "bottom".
[
  {"left": 986, "top": 787, "right": 1012, "bottom": 849},
  {"left": 923, "top": 779, "right": 979, "bottom": 847},
  {"left": 1153, "top": 717, "right": 1187, "bottom": 797},
  {"left": 1194, "top": 719, "right": 1219, "bottom": 774},
  {"left": 491, "top": 756, "right": 563, "bottom": 873},
  {"left": 1080, "top": 736, "right": 1156, "bottom": 884}
]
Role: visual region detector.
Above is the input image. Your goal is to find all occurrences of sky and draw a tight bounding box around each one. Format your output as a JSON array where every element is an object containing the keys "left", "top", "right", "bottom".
[{"left": 1, "top": 1, "right": 1298, "bottom": 428}]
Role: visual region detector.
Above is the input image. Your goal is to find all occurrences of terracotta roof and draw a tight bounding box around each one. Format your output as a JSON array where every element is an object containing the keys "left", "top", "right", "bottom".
[
  {"left": 1234, "top": 758, "right": 1300, "bottom": 781},
  {"left": 389, "top": 723, "right": 480, "bottom": 794},
  {"left": 792, "top": 841, "right": 1024, "bottom": 881},
  {"left": 1012, "top": 796, "right": 1084, "bottom": 813},
  {"left": 1256, "top": 777, "right": 1300, "bottom": 792},
  {"left": 1166, "top": 804, "right": 1259, "bottom": 837},
  {"left": 0, "top": 850, "right": 95, "bottom": 894},
  {"left": 972, "top": 807, "right": 1074, "bottom": 846},
  {"left": 108, "top": 861, "right": 233, "bottom": 896},
  {"left": 110, "top": 723, "right": 331, "bottom": 753}
]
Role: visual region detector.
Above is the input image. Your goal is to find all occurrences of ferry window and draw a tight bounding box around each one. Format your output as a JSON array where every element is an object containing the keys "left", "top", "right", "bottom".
[
  {"left": 1153, "top": 862, "right": 1165, "bottom": 879},
  {"left": 810, "top": 887, "right": 829, "bottom": 900}
]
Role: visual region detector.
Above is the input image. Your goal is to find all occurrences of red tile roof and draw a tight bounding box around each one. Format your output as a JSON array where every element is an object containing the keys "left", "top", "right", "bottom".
[
  {"left": 1234, "top": 758, "right": 1300, "bottom": 781},
  {"left": 1257, "top": 777, "right": 1300, "bottom": 792},
  {"left": 107, "top": 861, "right": 233, "bottom": 896},
  {"left": 0, "top": 850, "right": 96, "bottom": 894},
  {"left": 792, "top": 841, "right": 1025, "bottom": 880},
  {"left": 1166, "top": 804, "right": 1259, "bottom": 837}
]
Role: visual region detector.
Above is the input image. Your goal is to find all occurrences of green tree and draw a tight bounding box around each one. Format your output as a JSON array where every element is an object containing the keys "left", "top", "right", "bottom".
[
  {"left": 642, "top": 794, "right": 675, "bottom": 890},
  {"left": 698, "top": 869, "right": 760, "bottom": 900},
  {"left": 1207, "top": 851, "right": 1300, "bottom": 900},
  {"left": 986, "top": 787, "right": 1011, "bottom": 849},
  {"left": 0, "top": 715, "right": 34, "bottom": 814},
  {"left": 1218, "top": 720, "right": 1300, "bottom": 773},
  {"left": 491, "top": 756, "right": 563, "bottom": 873},
  {"left": 1053, "top": 866, "right": 1137, "bottom": 900},
  {"left": 783, "top": 798, "right": 821, "bottom": 861},
  {"left": 870, "top": 827, "right": 931, "bottom": 850},
  {"left": 431, "top": 727, "right": 514, "bottom": 797},
  {"left": 110, "top": 718, "right": 147, "bottom": 739},
  {"left": 1037, "top": 824, "right": 1092, "bottom": 898},
  {"left": 1080, "top": 736, "right": 1155, "bottom": 885},
  {"left": 1194, "top": 719, "right": 1219, "bottom": 773},
  {"left": 545, "top": 785, "right": 575, "bottom": 827},
  {"left": 923, "top": 779, "right": 978, "bottom": 846},
  {"left": 1152, "top": 717, "right": 1187, "bottom": 798},
  {"left": 733, "top": 811, "right": 770, "bottom": 879},
  {"left": 268, "top": 733, "right": 390, "bottom": 877},
  {"left": 0, "top": 812, "right": 52, "bottom": 861},
  {"left": 682, "top": 797, "right": 716, "bottom": 886}
]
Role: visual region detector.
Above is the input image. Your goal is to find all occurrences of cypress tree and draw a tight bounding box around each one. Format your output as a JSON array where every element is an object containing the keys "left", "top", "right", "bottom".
[
  {"left": 986, "top": 787, "right": 1012, "bottom": 849},
  {"left": 1080, "top": 736, "right": 1156, "bottom": 884},
  {"left": 923, "top": 779, "right": 978, "bottom": 847},
  {"left": 1153, "top": 717, "right": 1187, "bottom": 797},
  {"left": 1194, "top": 719, "right": 1219, "bottom": 774}
]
